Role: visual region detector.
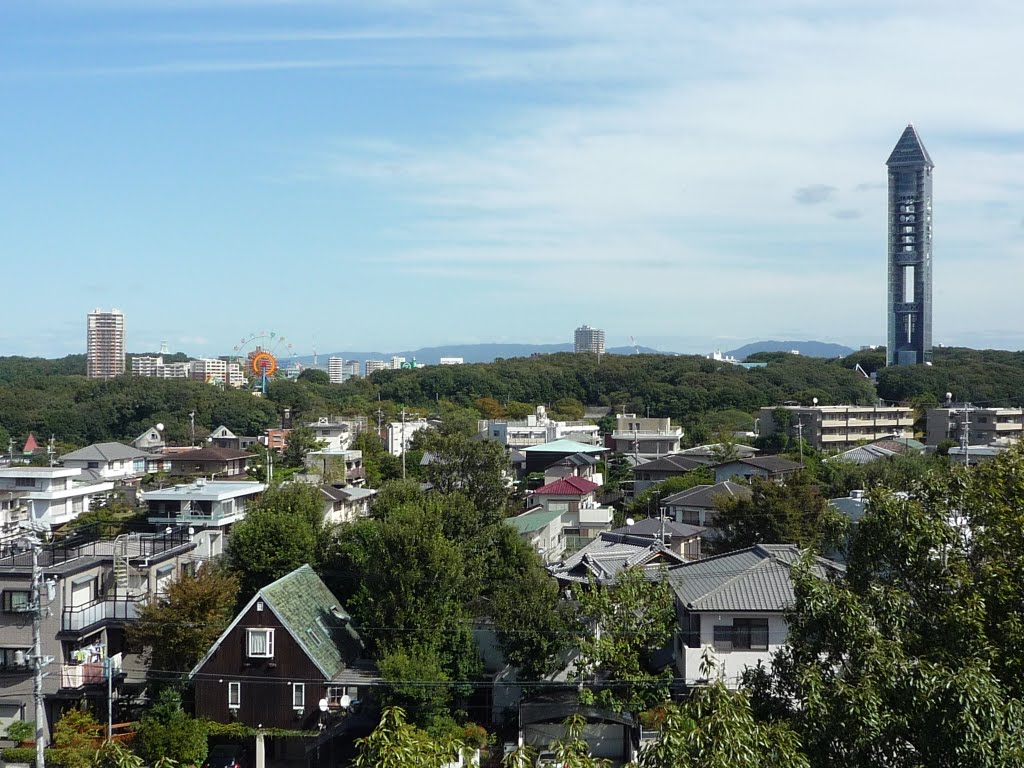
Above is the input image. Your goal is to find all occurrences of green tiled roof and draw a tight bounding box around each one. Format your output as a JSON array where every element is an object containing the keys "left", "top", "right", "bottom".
[
  {"left": 261, "top": 564, "right": 364, "bottom": 679},
  {"left": 506, "top": 507, "right": 563, "bottom": 534}
]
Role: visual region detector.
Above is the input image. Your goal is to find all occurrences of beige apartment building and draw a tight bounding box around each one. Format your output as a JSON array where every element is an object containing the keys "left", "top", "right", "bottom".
[
  {"left": 925, "top": 407, "right": 1024, "bottom": 446},
  {"left": 758, "top": 405, "right": 915, "bottom": 451}
]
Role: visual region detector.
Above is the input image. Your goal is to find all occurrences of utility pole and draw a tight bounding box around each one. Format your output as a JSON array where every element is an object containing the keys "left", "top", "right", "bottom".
[
  {"left": 47, "top": 435, "right": 56, "bottom": 467},
  {"left": 21, "top": 521, "right": 53, "bottom": 768},
  {"left": 189, "top": 411, "right": 196, "bottom": 447},
  {"left": 399, "top": 409, "right": 408, "bottom": 480},
  {"left": 960, "top": 403, "right": 972, "bottom": 467},
  {"left": 796, "top": 419, "right": 805, "bottom": 468}
]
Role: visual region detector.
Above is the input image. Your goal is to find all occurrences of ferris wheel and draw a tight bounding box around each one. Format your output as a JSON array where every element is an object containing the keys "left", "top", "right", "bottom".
[{"left": 232, "top": 331, "right": 298, "bottom": 393}]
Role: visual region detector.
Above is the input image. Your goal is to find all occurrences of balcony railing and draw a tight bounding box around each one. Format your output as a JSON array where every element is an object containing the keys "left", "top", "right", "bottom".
[
  {"left": 62, "top": 598, "right": 145, "bottom": 633},
  {"left": 60, "top": 653, "right": 122, "bottom": 689}
]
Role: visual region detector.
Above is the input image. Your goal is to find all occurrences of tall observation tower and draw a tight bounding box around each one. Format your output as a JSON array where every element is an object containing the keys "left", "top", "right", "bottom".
[{"left": 886, "top": 124, "right": 934, "bottom": 366}]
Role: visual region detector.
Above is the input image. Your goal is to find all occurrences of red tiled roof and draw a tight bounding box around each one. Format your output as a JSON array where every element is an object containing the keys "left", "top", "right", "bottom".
[
  {"left": 23, "top": 433, "right": 39, "bottom": 453},
  {"left": 532, "top": 476, "right": 600, "bottom": 496}
]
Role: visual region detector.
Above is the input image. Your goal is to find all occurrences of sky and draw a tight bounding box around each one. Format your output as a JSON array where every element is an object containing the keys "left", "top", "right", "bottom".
[{"left": 2, "top": 0, "right": 1024, "bottom": 359}]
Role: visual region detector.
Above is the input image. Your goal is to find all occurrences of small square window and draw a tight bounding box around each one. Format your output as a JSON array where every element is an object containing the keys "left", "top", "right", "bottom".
[{"left": 247, "top": 628, "right": 274, "bottom": 658}]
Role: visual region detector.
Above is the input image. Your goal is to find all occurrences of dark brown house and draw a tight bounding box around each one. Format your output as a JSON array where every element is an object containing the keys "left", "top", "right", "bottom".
[
  {"left": 189, "top": 565, "right": 374, "bottom": 734},
  {"left": 168, "top": 446, "right": 252, "bottom": 478}
]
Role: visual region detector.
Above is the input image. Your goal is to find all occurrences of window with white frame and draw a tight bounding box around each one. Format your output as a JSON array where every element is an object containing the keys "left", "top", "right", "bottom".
[
  {"left": 326, "top": 686, "right": 357, "bottom": 708},
  {"left": 292, "top": 683, "right": 305, "bottom": 709},
  {"left": 228, "top": 682, "right": 241, "bottom": 709},
  {"left": 246, "top": 628, "right": 274, "bottom": 658}
]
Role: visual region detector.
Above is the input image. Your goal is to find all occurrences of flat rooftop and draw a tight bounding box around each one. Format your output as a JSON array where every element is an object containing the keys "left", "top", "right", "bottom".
[{"left": 142, "top": 480, "right": 267, "bottom": 500}]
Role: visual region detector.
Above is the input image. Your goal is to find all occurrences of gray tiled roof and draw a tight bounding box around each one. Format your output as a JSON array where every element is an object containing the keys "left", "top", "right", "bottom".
[
  {"left": 667, "top": 544, "right": 844, "bottom": 613},
  {"left": 720, "top": 455, "right": 802, "bottom": 473},
  {"left": 61, "top": 442, "right": 153, "bottom": 463},
  {"left": 610, "top": 517, "right": 704, "bottom": 540},
  {"left": 549, "top": 531, "right": 686, "bottom": 584},
  {"left": 632, "top": 454, "right": 707, "bottom": 473},
  {"left": 662, "top": 481, "right": 751, "bottom": 509}
]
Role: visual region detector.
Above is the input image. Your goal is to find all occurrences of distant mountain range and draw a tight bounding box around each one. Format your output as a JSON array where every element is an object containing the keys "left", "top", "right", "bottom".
[
  {"left": 724, "top": 340, "right": 856, "bottom": 359},
  {"left": 292, "top": 340, "right": 846, "bottom": 366}
]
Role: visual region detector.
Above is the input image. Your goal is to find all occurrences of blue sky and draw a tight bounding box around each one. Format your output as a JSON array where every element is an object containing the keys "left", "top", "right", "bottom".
[{"left": 3, "top": 0, "right": 1024, "bottom": 358}]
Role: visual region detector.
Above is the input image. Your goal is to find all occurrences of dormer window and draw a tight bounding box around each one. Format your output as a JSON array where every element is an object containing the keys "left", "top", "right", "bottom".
[{"left": 246, "top": 628, "right": 274, "bottom": 658}]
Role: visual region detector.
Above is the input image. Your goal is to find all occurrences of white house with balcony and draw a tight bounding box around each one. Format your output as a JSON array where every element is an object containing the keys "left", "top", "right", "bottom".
[
  {"left": 60, "top": 442, "right": 163, "bottom": 481},
  {"left": 479, "top": 406, "right": 601, "bottom": 450},
  {"left": 0, "top": 467, "right": 114, "bottom": 528},
  {"left": 307, "top": 417, "right": 366, "bottom": 452},
  {"left": 143, "top": 479, "right": 266, "bottom": 558},
  {"left": 667, "top": 544, "right": 844, "bottom": 688},
  {"left": 527, "top": 477, "right": 614, "bottom": 544}
]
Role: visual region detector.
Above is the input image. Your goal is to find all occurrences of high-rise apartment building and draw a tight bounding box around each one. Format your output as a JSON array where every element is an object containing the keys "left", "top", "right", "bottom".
[
  {"left": 328, "top": 357, "right": 345, "bottom": 384},
  {"left": 86, "top": 309, "right": 126, "bottom": 379},
  {"left": 343, "top": 360, "right": 361, "bottom": 380},
  {"left": 365, "top": 360, "right": 387, "bottom": 376},
  {"left": 574, "top": 325, "right": 605, "bottom": 355},
  {"left": 390, "top": 356, "right": 406, "bottom": 370},
  {"left": 886, "top": 124, "right": 934, "bottom": 366}
]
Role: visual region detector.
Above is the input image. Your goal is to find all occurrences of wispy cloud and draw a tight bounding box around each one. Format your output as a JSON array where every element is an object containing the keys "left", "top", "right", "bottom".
[{"left": 794, "top": 185, "right": 838, "bottom": 205}]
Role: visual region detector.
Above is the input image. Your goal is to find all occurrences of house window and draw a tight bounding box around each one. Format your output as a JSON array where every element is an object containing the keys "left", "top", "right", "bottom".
[
  {"left": 0, "top": 648, "right": 31, "bottom": 670},
  {"left": 305, "top": 628, "right": 324, "bottom": 647},
  {"left": 228, "top": 682, "right": 241, "bottom": 709},
  {"left": 712, "top": 625, "right": 733, "bottom": 651},
  {"left": 246, "top": 628, "right": 274, "bottom": 658},
  {"left": 292, "top": 683, "right": 305, "bottom": 710},
  {"left": 2, "top": 591, "right": 31, "bottom": 612},
  {"left": 327, "top": 686, "right": 357, "bottom": 708},
  {"left": 14, "top": 478, "right": 35, "bottom": 489},
  {"left": 683, "top": 612, "right": 701, "bottom": 649},
  {"left": 732, "top": 618, "right": 769, "bottom": 651}
]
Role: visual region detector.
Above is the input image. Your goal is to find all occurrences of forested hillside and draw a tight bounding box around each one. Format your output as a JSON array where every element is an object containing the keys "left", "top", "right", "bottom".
[{"left": 1, "top": 346, "right": 1022, "bottom": 449}]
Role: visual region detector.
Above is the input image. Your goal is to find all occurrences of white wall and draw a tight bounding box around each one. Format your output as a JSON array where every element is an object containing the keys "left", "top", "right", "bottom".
[{"left": 676, "top": 613, "right": 788, "bottom": 688}]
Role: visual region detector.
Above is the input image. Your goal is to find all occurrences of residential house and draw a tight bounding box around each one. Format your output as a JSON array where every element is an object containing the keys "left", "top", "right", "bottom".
[
  {"left": 608, "top": 518, "right": 704, "bottom": 559},
  {"left": 131, "top": 427, "right": 166, "bottom": 452},
  {"left": 385, "top": 420, "right": 432, "bottom": 456},
  {"left": 528, "top": 477, "right": 613, "bottom": 544},
  {"left": 661, "top": 481, "right": 752, "bottom": 528},
  {"left": 506, "top": 508, "right": 567, "bottom": 564},
  {"left": 167, "top": 446, "right": 252, "bottom": 478},
  {"left": 305, "top": 450, "right": 366, "bottom": 487},
  {"left": 548, "top": 531, "right": 688, "bottom": 588},
  {"left": 522, "top": 440, "right": 608, "bottom": 475},
  {"left": 0, "top": 527, "right": 198, "bottom": 737},
  {"left": 262, "top": 429, "right": 290, "bottom": 453},
  {"left": 144, "top": 479, "right": 266, "bottom": 558},
  {"left": 668, "top": 544, "right": 844, "bottom": 688},
  {"left": 631, "top": 454, "right": 708, "bottom": 498},
  {"left": 757, "top": 405, "right": 915, "bottom": 452},
  {"left": 59, "top": 442, "right": 164, "bottom": 481},
  {"left": 190, "top": 565, "right": 378, "bottom": 765},
  {"left": 208, "top": 426, "right": 260, "bottom": 451},
  {"left": 0, "top": 491, "right": 28, "bottom": 553},
  {"left": 319, "top": 484, "right": 377, "bottom": 525},
  {"left": 825, "top": 437, "right": 925, "bottom": 465},
  {"left": 713, "top": 456, "right": 802, "bottom": 484},
  {"left": 676, "top": 444, "right": 760, "bottom": 463},
  {"left": 307, "top": 417, "right": 366, "bottom": 452},
  {"left": 478, "top": 406, "right": 600, "bottom": 450},
  {"left": 519, "top": 694, "right": 639, "bottom": 764},
  {"left": 542, "top": 453, "right": 603, "bottom": 486},
  {"left": 609, "top": 414, "right": 684, "bottom": 459},
  {"left": 0, "top": 468, "right": 114, "bottom": 529}
]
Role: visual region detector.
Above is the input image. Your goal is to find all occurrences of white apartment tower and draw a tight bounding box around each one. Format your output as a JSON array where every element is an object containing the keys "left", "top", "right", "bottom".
[
  {"left": 574, "top": 325, "right": 605, "bottom": 355},
  {"left": 328, "top": 357, "right": 345, "bottom": 384},
  {"left": 87, "top": 308, "right": 126, "bottom": 379},
  {"left": 365, "top": 359, "right": 387, "bottom": 376}
]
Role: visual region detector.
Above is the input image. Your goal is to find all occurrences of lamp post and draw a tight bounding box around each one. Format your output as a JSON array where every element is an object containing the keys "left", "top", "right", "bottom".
[{"left": 18, "top": 520, "right": 53, "bottom": 768}]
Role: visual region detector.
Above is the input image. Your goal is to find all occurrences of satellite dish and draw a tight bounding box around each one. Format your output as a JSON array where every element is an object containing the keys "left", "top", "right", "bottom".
[
  {"left": 156, "top": 423, "right": 165, "bottom": 432},
  {"left": 318, "top": 698, "right": 329, "bottom": 713},
  {"left": 625, "top": 517, "right": 635, "bottom": 527},
  {"left": 339, "top": 694, "right": 352, "bottom": 710}
]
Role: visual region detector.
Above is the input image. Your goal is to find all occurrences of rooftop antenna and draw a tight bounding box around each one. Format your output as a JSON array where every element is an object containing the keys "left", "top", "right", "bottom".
[{"left": 313, "top": 338, "right": 318, "bottom": 368}]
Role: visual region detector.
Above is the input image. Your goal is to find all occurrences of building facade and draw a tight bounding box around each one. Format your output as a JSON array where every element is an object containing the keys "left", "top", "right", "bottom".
[
  {"left": 131, "top": 356, "right": 192, "bottom": 379},
  {"left": 925, "top": 406, "right": 1024, "bottom": 446},
  {"left": 328, "top": 357, "right": 345, "bottom": 384},
  {"left": 364, "top": 360, "right": 386, "bottom": 376},
  {"left": 886, "top": 124, "right": 934, "bottom": 366},
  {"left": 757, "top": 405, "right": 915, "bottom": 451},
  {"left": 86, "top": 309, "right": 125, "bottom": 379},
  {"left": 610, "top": 414, "right": 684, "bottom": 458},
  {"left": 574, "top": 325, "right": 605, "bottom": 355}
]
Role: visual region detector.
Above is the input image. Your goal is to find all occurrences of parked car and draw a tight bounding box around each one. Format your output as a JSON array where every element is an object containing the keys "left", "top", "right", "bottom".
[
  {"left": 203, "top": 744, "right": 249, "bottom": 768},
  {"left": 535, "top": 751, "right": 561, "bottom": 768}
]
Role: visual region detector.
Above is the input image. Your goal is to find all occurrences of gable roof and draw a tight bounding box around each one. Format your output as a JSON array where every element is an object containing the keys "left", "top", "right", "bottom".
[
  {"left": 632, "top": 454, "right": 707, "bottom": 473},
  {"left": 549, "top": 531, "right": 687, "bottom": 584},
  {"left": 531, "top": 476, "right": 600, "bottom": 496},
  {"left": 189, "top": 564, "right": 363, "bottom": 681},
  {"left": 23, "top": 433, "right": 39, "bottom": 453},
  {"left": 522, "top": 439, "right": 607, "bottom": 455},
  {"left": 677, "top": 444, "right": 760, "bottom": 460},
  {"left": 170, "top": 446, "right": 252, "bottom": 462},
  {"left": 667, "top": 544, "right": 844, "bottom": 613},
  {"left": 610, "top": 517, "right": 704, "bottom": 540},
  {"left": 553, "top": 452, "right": 600, "bottom": 468},
  {"left": 662, "top": 481, "right": 751, "bottom": 509},
  {"left": 210, "top": 425, "right": 238, "bottom": 439},
  {"left": 506, "top": 507, "right": 564, "bottom": 534},
  {"left": 320, "top": 484, "right": 376, "bottom": 503},
  {"left": 61, "top": 442, "right": 152, "bottom": 463}
]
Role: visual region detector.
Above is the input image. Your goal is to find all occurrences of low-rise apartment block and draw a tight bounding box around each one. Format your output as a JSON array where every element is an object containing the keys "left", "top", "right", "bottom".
[
  {"left": 0, "top": 468, "right": 114, "bottom": 531},
  {"left": 757, "top": 405, "right": 915, "bottom": 451},
  {"left": 479, "top": 406, "right": 600, "bottom": 450},
  {"left": 925, "top": 406, "right": 1024, "bottom": 446},
  {"left": 610, "top": 414, "right": 684, "bottom": 458}
]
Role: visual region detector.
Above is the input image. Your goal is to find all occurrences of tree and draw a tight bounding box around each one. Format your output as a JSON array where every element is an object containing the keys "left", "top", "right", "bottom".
[
  {"left": 281, "top": 424, "right": 324, "bottom": 468},
  {"left": 572, "top": 567, "right": 676, "bottom": 712},
  {"left": 378, "top": 645, "right": 454, "bottom": 732},
  {"left": 712, "top": 474, "right": 847, "bottom": 556},
  {"left": 416, "top": 431, "right": 512, "bottom": 522},
  {"left": 226, "top": 483, "right": 325, "bottom": 601},
  {"left": 134, "top": 688, "right": 208, "bottom": 766},
  {"left": 352, "top": 431, "right": 402, "bottom": 487},
  {"left": 51, "top": 709, "right": 101, "bottom": 768},
  {"left": 744, "top": 450, "right": 1024, "bottom": 767},
  {"left": 354, "top": 706, "right": 459, "bottom": 768},
  {"left": 128, "top": 564, "right": 239, "bottom": 676},
  {"left": 298, "top": 368, "right": 330, "bottom": 385},
  {"left": 474, "top": 397, "right": 505, "bottom": 420}
]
